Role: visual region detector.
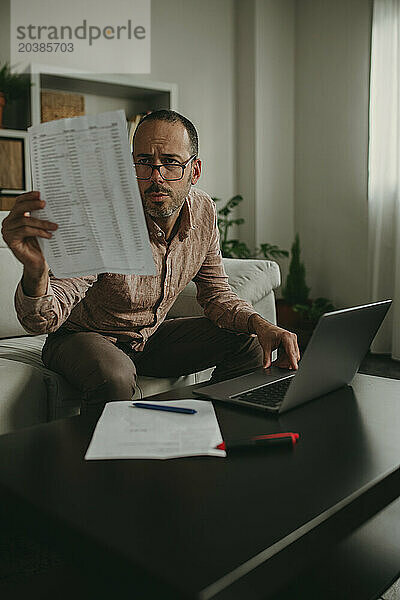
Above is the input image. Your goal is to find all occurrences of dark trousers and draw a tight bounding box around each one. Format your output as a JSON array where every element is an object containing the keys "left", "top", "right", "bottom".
[{"left": 42, "top": 317, "right": 263, "bottom": 411}]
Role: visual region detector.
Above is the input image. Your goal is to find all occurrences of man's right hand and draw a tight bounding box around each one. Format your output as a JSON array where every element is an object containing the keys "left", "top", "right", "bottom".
[{"left": 1, "top": 191, "right": 58, "bottom": 296}]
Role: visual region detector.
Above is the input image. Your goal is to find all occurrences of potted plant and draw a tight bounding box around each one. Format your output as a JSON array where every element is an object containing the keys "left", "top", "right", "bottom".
[
  {"left": 213, "top": 195, "right": 289, "bottom": 260},
  {"left": 277, "top": 234, "right": 336, "bottom": 350},
  {"left": 277, "top": 234, "right": 310, "bottom": 330},
  {"left": 0, "top": 62, "right": 31, "bottom": 128}
]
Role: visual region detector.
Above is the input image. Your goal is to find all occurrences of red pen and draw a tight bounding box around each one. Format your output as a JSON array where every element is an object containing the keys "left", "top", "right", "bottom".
[{"left": 216, "top": 432, "right": 299, "bottom": 451}]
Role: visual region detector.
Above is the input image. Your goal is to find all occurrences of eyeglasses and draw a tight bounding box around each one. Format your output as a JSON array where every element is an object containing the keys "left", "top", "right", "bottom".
[{"left": 134, "top": 155, "right": 197, "bottom": 181}]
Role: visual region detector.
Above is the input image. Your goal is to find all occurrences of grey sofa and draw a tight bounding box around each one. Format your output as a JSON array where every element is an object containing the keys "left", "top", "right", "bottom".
[{"left": 0, "top": 210, "right": 281, "bottom": 435}]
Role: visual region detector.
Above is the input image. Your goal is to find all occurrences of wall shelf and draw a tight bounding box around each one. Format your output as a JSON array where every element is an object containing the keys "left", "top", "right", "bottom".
[
  {"left": 3, "top": 63, "right": 178, "bottom": 131},
  {"left": 28, "top": 64, "right": 177, "bottom": 127}
]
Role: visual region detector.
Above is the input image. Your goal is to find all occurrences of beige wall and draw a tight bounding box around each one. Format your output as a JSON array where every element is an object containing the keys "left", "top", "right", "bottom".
[
  {"left": 0, "top": 0, "right": 236, "bottom": 200},
  {"left": 295, "top": 0, "right": 372, "bottom": 306},
  {"left": 235, "top": 0, "right": 295, "bottom": 289},
  {"left": 142, "top": 0, "right": 236, "bottom": 200},
  {"left": 255, "top": 0, "right": 295, "bottom": 283},
  {"left": 235, "top": 0, "right": 256, "bottom": 249}
]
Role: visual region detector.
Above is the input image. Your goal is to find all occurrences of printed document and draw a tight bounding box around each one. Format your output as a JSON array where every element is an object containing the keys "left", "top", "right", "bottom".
[
  {"left": 85, "top": 400, "right": 226, "bottom": 460},
  {"left": 28, "top": 110, "right": 155, "bottom": 278}
]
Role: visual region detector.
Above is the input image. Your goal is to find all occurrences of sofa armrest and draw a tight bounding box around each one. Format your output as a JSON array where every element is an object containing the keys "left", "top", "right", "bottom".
[
  {"left": 0, "top": 358, "right": 48, "bottom": 435},
  {"left": 167, "top": 258, "right": 281, "bottom": 323},
  {"left": 0, "top": 212, "right": 28, "bottom": 339},
  {"left": 220, "top": 258, "right": 280, "bottom": 304}
]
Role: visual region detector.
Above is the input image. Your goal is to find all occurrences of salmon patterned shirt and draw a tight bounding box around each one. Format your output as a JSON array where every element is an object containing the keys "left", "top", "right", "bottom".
[{"left": 15, "top": 188, "right": 258, "bottom": 350}]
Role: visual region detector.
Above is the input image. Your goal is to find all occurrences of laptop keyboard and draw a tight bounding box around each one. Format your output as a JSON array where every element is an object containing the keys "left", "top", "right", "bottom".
[{"left": 232, "top": 377, "right": 293, "bottom": 408}]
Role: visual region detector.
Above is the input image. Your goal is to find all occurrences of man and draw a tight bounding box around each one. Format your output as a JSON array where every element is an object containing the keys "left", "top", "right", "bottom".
[{"left": 1, "top": 110, "right": 299, "bottom": 412}]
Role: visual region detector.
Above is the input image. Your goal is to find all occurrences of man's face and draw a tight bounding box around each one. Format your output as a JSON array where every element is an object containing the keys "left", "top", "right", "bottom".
[{"left": 133, "top": 120, "right": 200, "bottom": 220}]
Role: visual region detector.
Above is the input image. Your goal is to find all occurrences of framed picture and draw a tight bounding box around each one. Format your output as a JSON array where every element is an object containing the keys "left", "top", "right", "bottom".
[{"left": 0, "top": 129, "right": 31, "bottom": 195}]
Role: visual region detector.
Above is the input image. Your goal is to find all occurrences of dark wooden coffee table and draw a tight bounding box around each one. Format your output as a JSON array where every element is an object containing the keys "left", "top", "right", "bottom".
[{"left": 0, "top": 373, "right": 399, "bottom": 599}]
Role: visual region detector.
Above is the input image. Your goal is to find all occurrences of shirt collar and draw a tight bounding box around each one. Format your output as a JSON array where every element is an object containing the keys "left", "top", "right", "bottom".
[{"left": 145, "top": 193, "right": 196, "bottom": 242}]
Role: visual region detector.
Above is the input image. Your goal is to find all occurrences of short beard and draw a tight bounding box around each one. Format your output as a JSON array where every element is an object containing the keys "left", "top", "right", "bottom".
[
  {"left": 144, "top": 196, "right": 183, "bottom": 219},
  {"left": 143, "top": 180, "right": 191, "bottom": 219}
]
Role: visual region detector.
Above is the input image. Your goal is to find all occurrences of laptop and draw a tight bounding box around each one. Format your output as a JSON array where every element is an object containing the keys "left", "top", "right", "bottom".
[{"left": 194, "top": 300, "right": 392, "bottom": 414}]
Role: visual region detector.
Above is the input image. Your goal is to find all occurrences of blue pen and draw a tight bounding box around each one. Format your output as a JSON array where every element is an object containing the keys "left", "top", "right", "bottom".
[{"left": 132, "top": 402, "right": 197, "bottom": 415}]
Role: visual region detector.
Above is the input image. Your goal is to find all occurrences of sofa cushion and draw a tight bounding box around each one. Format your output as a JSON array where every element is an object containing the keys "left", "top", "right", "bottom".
[
  {"left": 167, "top": 258, "right": 280, "bottom": 318},
  {"left": 222, "top": 258, "right": 281, "bottom": 303},
  {"left": 0, "top": 334, "right": 47, "bottom": 369},
  {"left": 0, "top": 335, "right": 83, "bottom": 420}
]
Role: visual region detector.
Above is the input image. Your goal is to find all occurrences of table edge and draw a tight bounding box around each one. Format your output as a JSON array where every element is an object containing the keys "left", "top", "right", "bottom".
[{"left": 199, "top": 464, "right": 400, "bottom": 600}]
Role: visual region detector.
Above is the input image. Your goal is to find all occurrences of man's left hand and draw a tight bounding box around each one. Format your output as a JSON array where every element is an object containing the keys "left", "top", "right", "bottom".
[{"left": 249, "top": 314, "right": 300, "bottom": 370}]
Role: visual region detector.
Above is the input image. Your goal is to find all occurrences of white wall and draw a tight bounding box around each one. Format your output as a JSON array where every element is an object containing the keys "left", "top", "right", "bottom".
[
  {"left": 149, "top": 0, "right": 236, "bottom": 200},
  {"left": 235, "top": 0, "right": 295, "bottom": 287},
  {"left": 0, "top": 0, "right": 236, "bottom": 200},
  {"left": 295, "top": 0, "right": 372, "bottom": 307},
  {"left": 236, "top": 0, "right": 373, "bottom": 308},
  {"left": 0, "top": 0, "right": 10, "bottom": 63},
  {"left": 255, "top": 0, "right": 295, "bottom": 282},
  {"left": 235, "top": 0, "right": 256, "bottom": 249}
]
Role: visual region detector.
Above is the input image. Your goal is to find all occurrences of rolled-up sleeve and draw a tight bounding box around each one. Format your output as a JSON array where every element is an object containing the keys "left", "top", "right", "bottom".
[
  {"left": 193, "top": 203, "right": 257, "bottom": 333},
  {"left": 14, "top": 274, "right": 97, "bottom": 334}
]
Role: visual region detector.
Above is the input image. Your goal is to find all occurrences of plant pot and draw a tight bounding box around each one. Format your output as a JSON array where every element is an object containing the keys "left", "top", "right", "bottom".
[
  {"left": 276, "top": 299, "right": 315, "bottom": 353},
  {"left": 0, "top": 92, "right": 5, "bottom": 128},
  {"left": 295, "top": 323, "right": 314, "bottom": 353},
  {"left": 276, "top": 299, "right": 303, "bottom": 330}
]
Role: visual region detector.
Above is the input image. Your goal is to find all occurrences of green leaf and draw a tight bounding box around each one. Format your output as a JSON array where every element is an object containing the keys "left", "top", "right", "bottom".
[
  {"left": 226, "top": 195, "right": 243, "bottom": 210},
  {"left": 293, "top": 298, "right": 336, "bottom": 326},
  {"left": 0, "top": 62, "right": 32, "bottom": 103},
  {"left": 215, "top": 193, "right": 290, "bottom": 263},
  {"left": 257, "top": 243, "right": 289, "bottom": 260},
  {"left": 219, "top": 207, "right": 231, "bottom": 216},
  {"left": 227, "top": 218, "right": 245, "bottom": 226}
]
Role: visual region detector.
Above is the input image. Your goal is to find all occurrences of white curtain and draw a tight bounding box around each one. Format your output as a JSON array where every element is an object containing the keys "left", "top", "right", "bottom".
[{"left": 369, "top": 0, "right": 400, "bottom": 359}]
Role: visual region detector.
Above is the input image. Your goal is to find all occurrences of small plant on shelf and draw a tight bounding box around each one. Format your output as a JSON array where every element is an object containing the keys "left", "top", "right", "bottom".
[
  {"left": 0, "top": 62, "right": 31, "bottom": 103},
  {"left": 0, "top": 62, "right": 32, "bottom": 128},
  {"left": 213, "top": 195, "right": 289, "bottom": 261}
]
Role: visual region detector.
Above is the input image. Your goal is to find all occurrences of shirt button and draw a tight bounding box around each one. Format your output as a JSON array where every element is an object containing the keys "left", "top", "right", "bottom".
[{"left": 157, "top": 232, "right": 163, "bottom": 237}]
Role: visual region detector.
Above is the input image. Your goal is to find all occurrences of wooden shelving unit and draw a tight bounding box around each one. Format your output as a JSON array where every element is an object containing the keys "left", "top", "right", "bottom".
[
  {"left": 28, "top": 63, "right": 178, "bottom": 127},
  {"left": 0, "top": 64, "right": 178, "bottom": 210},
  {"left": 0, "top": 128, "right": 31, "bottom": 210}
]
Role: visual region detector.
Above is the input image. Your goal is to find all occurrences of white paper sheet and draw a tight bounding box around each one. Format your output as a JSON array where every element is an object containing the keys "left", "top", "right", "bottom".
[
  {"left": 85, "top": 400, "right": 226, "bottom": 460},
  {"left": 28, "top": 110, "right": 155, "bottom": 278}
]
